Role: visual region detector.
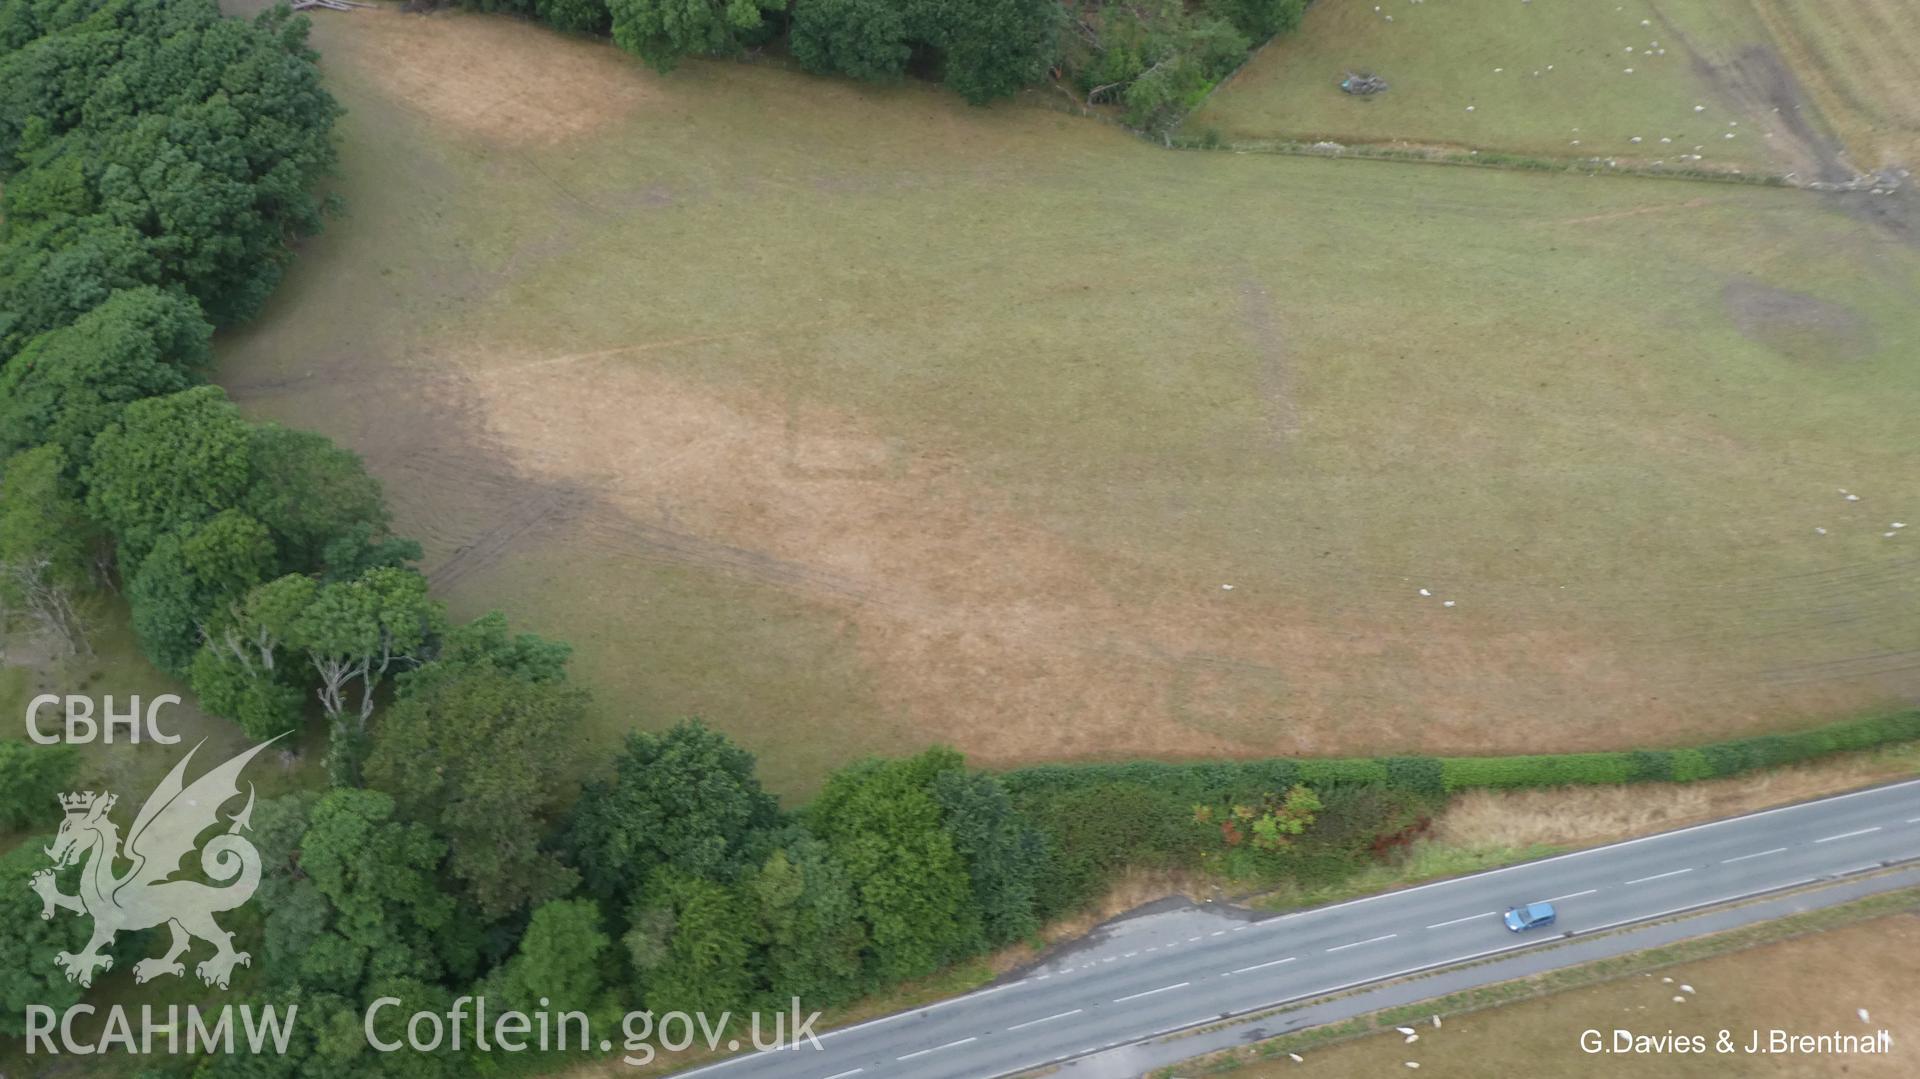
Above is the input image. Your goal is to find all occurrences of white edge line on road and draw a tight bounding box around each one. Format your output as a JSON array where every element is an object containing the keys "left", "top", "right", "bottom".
[
  {"left": 1907, "top": 817, "right": 1920, "bottom": 824},
  {"left": 1006, "top": 1009, "right": 1082, "bottom": 1032},
  {"left": 821, "top": 977, "right": 1027, "bottom": 1043},
  {"left": 660, "top": 1042, "right": 759, "bottom": 1079},
  {"left": 1114, "top": 981, "right": 1190, "bottom": 1004},
  {"left": 1231, "top": 778, "right": 1920, "bottom": 922},
  {"left": 1543, "top": 889, "right": 1598, "bottom": 903},
  {"left": 1425, "top": 911, "right": 1495, "bottom": 929},
  {"left": 1228, "top": 956, "right": 1298, "bottom": 975},
  {"left": 1814, "top": 826, "right": 1882, "bottom": 844},
  {"left": 1624, "top": 868, "right": 1693, "bottom": 886},
  {"left": 1581, "top": 882, "right": 1821, "bottom": 935},
  {"left": 1721, "top": 847, "right": 1788, "bottom": 864},
  {"left": 1326, "top": 933, "right": 1398, "bottom": 953},
  {"left": 1149, "top": 1017, "right": 1222, "bottom": 1039},
  {"left": 896, "top": 1037, "right": 976, "bottom": 1062}
]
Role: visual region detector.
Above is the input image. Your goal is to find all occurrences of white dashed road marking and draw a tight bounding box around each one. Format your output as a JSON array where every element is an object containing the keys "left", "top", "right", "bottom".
[
  {"left": 1114, "top": 982, "right": 1190, "bottom": 1004},
  {"left": 1425, "top": 912, "right": 1495, "bottom": 929},
  {"left": 1007, "top": 1009, "right": 1082, "bottom": 1032},
  {"left": 1815, "top": 827, "right": 1882, "bottom": 844},
  {"left": 1624, "top": 868, "right": 1693, "bottom": 885},
  {"left": 1228, "top": 956, "right": 1299, "bottom": 975},
  {"left": 1326, "top": 933, "right": 1398, "bottom": 953},
  {"left": 1721, "top": 847, "right": 1787, "bottom": 864},
  {"left": 896, "top": 1038, "right": 976, "bottom": 1062},
  {"left": 1543, "top": 889, "right": 1598, "bottom": 903}
]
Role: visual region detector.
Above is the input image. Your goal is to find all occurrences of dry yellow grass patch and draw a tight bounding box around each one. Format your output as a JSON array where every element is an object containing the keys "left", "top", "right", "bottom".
[
  {"left": 1436, "top": 745, "right": 1920, "bottom": 851},
  {"left": 319, "top": 7, "right": 657, "bottom": 146}
]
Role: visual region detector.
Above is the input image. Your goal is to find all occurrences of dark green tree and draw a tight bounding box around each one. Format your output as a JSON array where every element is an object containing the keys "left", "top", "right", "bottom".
[
  {"left": 491, "top": 898, "right": 618, "bottom": 1021},
  {"left": 932, "top": 768, "right": 1044, "bottom": 946},
  {"left": 243, "top": 425, "right": 397, "bottom": 578},
  {"left": 127, "top": 509, "right": 277, "bottom": 675},
  {"left": 607, "top": 0, "right": 779, "bottom": 71},
  {"left": 536, "top": 0, "right": 610, "bottom": 33},
  {"left": 624, "top": 868, "right": 759, "bottom": 1015},
  {"left": 365, "top": 667, "right": 586, "bottom": 918},
  {"left": 808, "top": 748, "right": 981, "bottom": 982},
  {"left": 266, "top": 788, "right": 477, "bottom": 994},
  {"left": 0, "top": 219, "right": 158, "bottom": 356},
  {"left": 746, "top": 832, "right": 868, "bottom": 1007},
  {"left": 0, "top": 0, "right": 342, "bottom": 325},
  {"left": 406, "top": 610, "right": 573, "bottom": 687},
  {"left": 0, "top": 0, "right": 113, "bottom": 53},
  {"left": 0, "top": 740, "right": 79, "bottom": 831},
  {"left": 0, "top": 286, "right": 210, "bottom": 470},
  {"left": 565, "top": 719, "right": 781, "bottom": 900},
  {"left": 0, "top": 841, "right": 94, "bottom": 1035},
  {"left": 939, "top": 0, "right": 1057, "bottom": 105},
  {"left": 1207, "top": 0, "right": 1305, "bottom": 40},
  {"left": 316, "top": 521, "right": 424, "bottom": 584},
  {"left": 83, "top": 385, "right": 254, "bottom": 569},
  {"left": 790, "top": 0, "right": 910, "bottom": 81}
]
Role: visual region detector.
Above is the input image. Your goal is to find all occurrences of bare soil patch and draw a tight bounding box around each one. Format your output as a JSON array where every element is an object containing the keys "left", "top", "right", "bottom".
[{"left": 1721, "top": 278, "right": 1874, "bottom": 365}]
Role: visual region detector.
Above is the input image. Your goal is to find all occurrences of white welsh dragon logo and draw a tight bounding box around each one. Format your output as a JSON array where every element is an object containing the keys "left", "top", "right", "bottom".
[{"left": 30, "top": 737, "right": 280, "bottom": 990}]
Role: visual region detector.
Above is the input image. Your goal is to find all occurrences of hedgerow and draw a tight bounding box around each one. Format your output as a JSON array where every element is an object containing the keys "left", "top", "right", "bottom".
[{"left": 1002, "top": 711, "right": 1920, "bottom": 912}]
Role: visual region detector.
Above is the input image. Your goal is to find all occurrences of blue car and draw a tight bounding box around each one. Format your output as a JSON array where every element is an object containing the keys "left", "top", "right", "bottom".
[{"left": 1503, "top": 902, "right": 1556, "bottom": 932}]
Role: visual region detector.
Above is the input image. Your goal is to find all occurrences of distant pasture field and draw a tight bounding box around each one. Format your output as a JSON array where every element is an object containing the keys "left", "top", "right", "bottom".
[
  {"left": 1189, "top": 0, "right": 1856, "bottom": 179},
  {"left": 216, "top": 9, "right": 1920, "bottom": 795},
  {"left": 1746, "top": 0, "right": 1920, "bottom": 172}
]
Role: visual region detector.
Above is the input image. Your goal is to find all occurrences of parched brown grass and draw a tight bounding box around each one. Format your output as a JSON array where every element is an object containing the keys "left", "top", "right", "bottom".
[
  {"left": 220, "top": 7, "right": 1920, "bottom": 795},
  {"left": 317, "top": 7, "right": 658, "bottom": 145},
  {"left": 1435, "top": 744, "right": 1920, "bottom": 851}
]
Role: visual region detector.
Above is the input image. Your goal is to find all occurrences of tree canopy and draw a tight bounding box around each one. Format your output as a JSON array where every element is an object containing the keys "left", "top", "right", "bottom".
[
  {"left": 0, "top": 286, "right": 209, "bottom": 471},
  {"left": 83, "top": 384, "right": 254, "bottom": 569},
  {"left": 565, "top": 719, "right": 782, "bottom": 900},
  {"left": 0, "top": 443, "right": 96, "bottom": 651},
  {"left": 0, "top": 0, "right": 341, "bottom": 336},
  {"left": 367, "top": 665, "right": 587, "bottom": 918},
  {"left": 808, "top": 748, "right": 983, "bottom": 982},
  {"left": 607, "top": 0, "right": 779, "bottom": 72}
]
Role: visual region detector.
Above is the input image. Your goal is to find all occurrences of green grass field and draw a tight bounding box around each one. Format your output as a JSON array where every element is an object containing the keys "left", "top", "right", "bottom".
[
  {"left": 1189, "top": 0, "right": 1843, "bottom": 177},
  {"left": 208, "top": 9, "right": 1920, "bottom": 796}
]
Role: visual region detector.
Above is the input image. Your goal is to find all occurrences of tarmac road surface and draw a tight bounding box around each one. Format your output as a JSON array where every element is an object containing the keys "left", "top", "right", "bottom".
[{"left": 670, "top": 778, "right": 1920, "bottom": 1079}]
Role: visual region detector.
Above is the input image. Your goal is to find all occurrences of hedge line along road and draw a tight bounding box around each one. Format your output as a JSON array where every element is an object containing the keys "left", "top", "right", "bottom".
[{"left": 672, "top": 778, "right": 1920, "bottom": 1079}]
